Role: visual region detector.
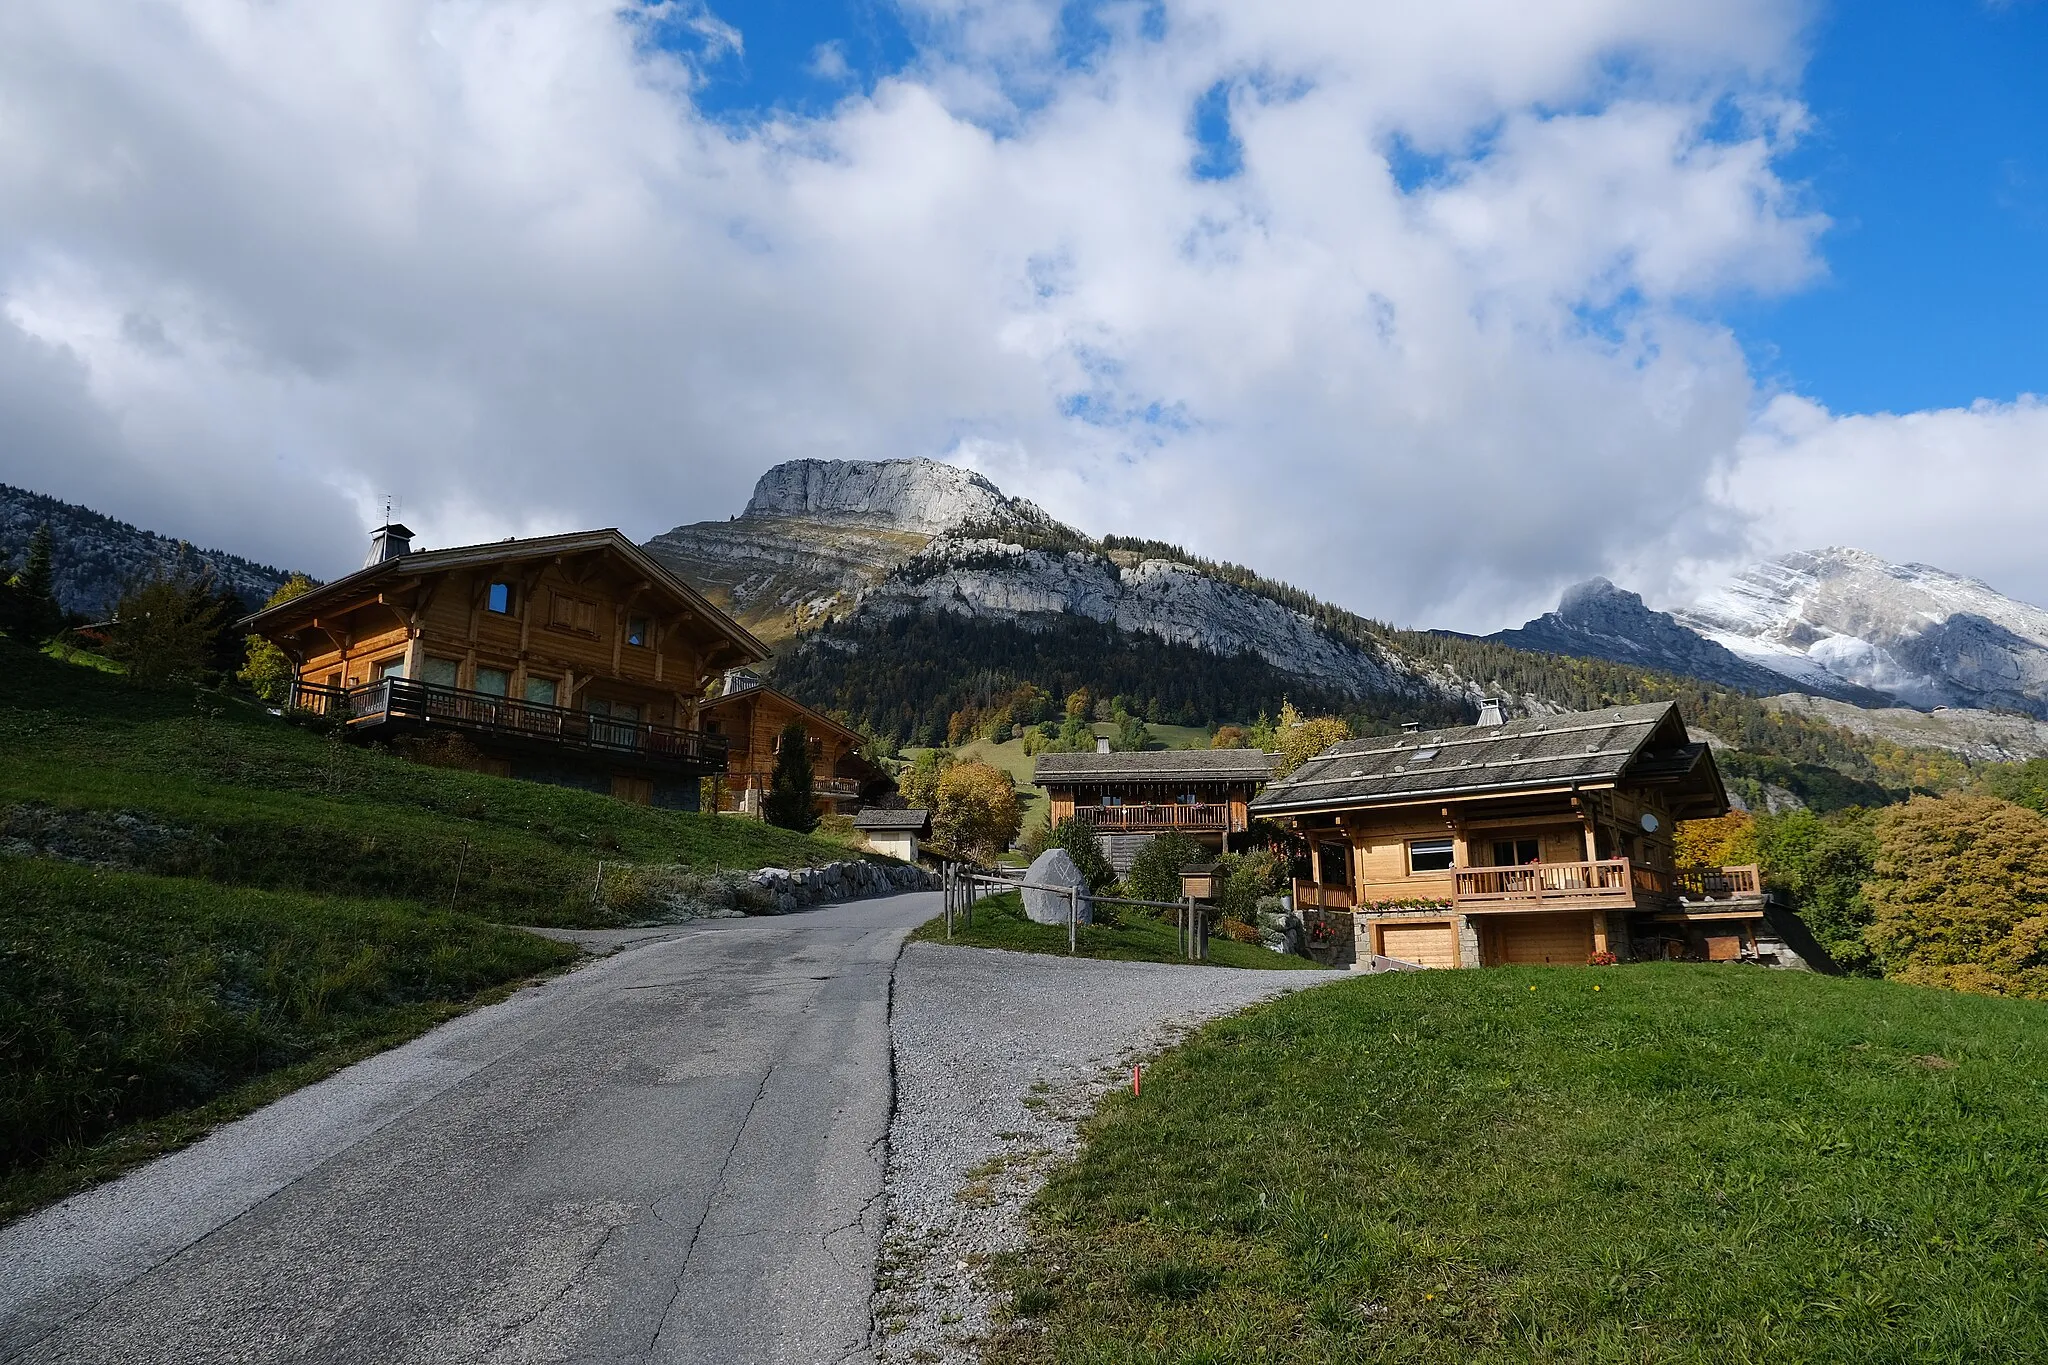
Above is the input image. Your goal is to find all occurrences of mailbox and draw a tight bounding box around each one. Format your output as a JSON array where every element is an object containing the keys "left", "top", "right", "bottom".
[{"left": 1179, "top": 862, "right": 1220, "bottom": 901}]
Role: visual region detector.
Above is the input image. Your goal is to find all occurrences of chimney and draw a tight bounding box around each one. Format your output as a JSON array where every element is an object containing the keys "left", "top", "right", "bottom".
[
  {"left": 1400, "top": 721, "right": 1421, "bottom": 735},
  {"left": 363, "top": 522, "right": 414, "bottom": 568},
  {"left": 1476, "top": 698, "right": 1506, "bottom": 727},
  {"left": 1095, "top": 736, "right": 1112, "bottom": 754}
]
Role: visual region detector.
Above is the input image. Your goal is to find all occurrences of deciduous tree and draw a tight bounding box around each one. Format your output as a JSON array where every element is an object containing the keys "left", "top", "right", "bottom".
[
  {"left": 1865, "top": 794, "right": 2048, "bottom": 997},
  {"left": 933, "top": 760, "right": 1021, "bottom": 860},
  {"left": 237, "top": 573, "right": 316, "bottom": 701}
]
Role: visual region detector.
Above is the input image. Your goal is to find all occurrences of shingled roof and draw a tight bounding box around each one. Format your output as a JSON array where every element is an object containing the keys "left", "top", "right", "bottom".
[
  {"left": 853, "top": 807, "right": 931, "bottom": 832},
  {"left": 1250, "top": 702, "right": 1724, "bottom": 818},
  {"left": 1032, "top": 749, "right": 1275, "bottom": 784}
]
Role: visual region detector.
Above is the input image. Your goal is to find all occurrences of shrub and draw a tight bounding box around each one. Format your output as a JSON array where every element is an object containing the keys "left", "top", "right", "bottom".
[
  {"left": 1037, "top": 816, "right": 1115, "bottom": 891},
  {"left": 1123, "top": 830, "right": 1205, "bottom": 903}
]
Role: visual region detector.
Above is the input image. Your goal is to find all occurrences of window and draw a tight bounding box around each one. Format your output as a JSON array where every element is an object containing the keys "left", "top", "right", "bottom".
[
  {"left": 422, "top": 657, "right": 459, "bottom": 688},
  {"left": 375, "top": 656, "right": 406, "bottom": 680},
  {"left": 524, "top": 677, "right": 558, "bottom": 707},
  {"left": 486, "top": 582, "right": 513, "bottom": 614},
  {"left": 475, "top": 667, "right": 509, "bottom": 697},
  {"left": 1492, "top": 838, "right": 1541, "bottom": 867},
  {"left": 1408, "top": 838, "right": 1456, "bottom": 873},
  {"left": 626, "top": 616, "right": 651, "bottom": 648}
]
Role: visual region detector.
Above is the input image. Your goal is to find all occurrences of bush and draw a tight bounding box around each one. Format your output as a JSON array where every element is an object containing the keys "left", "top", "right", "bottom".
[
  {"left": 1123, "top": 830, "right": 1205, "bottom": 903},
  {"left": 1213, "top": 848, "right": 1289, "bottom": 924},
  {"left": 1036, "top": 816, "right": 1115, "bottom": 891}
]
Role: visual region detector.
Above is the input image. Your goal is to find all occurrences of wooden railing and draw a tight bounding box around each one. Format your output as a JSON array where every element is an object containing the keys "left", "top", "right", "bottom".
[
  {"left": 1453, "top": 859, "right": 1638, "bottom": 907},
  {"left": 1674, "top": 864, "right": 1763, "bottom": 900},
  {"left": 815, "top": 777, "right": 864, "bottom": 798},
  {"left": 1292, "top": 879, "right": 1354, "bottom": 910},
  {"left": 291, "top": 679, "right": 728, "bottom": 771},
  {"left": 1074, "top": 803, "right": 1235, "bottom": 831}
]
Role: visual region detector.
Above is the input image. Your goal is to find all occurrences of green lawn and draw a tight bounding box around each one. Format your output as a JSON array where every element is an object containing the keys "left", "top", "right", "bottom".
[
  {"left": 988, "top": 966, "right": 2048, "bottom": 1364},
  {"left": 0, "top": 642, "right": 867, "bottom": 927},
  {"left": 0, "top": 857, "right": 575, "bottom": 1223},
  {"left": 911, "top": 890, "right": 1321, "bottom": 971}
]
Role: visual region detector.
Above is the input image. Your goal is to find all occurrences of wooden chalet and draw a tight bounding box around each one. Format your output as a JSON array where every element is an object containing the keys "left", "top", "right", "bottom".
[
  {"left": 1033, "top": 747, "right": 1274, "bottom": 868},
  {"left": 240, "top": 523, "right": 770, "bottom": 808},
  {"left": 1249, "top": 701, "right": 1773, "bottom": 968},
  {"left": 698, "top": 672, "right": 885, "bottom": 816}
]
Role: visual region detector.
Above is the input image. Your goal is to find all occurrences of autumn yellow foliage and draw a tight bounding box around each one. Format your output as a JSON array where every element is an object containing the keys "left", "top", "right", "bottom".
[
  {"left": 1673, "top": 810, "right": 1760, "bottom": 869},
  {"left": 1865, "top": 794, "right": 2048, "bottom": 998}
]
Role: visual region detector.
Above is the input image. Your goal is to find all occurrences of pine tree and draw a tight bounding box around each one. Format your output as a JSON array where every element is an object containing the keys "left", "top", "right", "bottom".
[
  {"left": 3, "top": 523, "right": 65, "bottom": 644},
  {"left": 762, "top": 721, "right": 819, "bottom": 832}
]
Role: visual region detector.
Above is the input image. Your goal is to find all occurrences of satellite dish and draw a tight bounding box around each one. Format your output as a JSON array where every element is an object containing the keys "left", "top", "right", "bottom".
[{"left": 1639, "top": 812, "right": 1661, "bottom": 833}]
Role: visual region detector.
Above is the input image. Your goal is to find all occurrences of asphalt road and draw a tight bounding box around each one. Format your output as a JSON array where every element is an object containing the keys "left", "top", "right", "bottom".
[{"left": 0, "top": 891, "right": 939, "bottom": 1365}]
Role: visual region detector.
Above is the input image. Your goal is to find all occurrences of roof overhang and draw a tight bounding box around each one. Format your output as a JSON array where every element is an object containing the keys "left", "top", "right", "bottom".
[{"left": 239, "top": 529, "right": 770, "bottom": 667}]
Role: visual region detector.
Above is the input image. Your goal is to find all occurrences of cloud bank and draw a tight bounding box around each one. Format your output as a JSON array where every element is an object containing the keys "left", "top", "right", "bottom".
[{"left": 0, "top": 0, "right": 2034, "bottom": 627}]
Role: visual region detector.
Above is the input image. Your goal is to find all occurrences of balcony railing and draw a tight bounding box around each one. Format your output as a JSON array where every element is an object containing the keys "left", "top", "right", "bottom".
[
  {"left": 1291, "top": 880, "right": 1354, "bottom": 910},
  {"left": 1453, "top": 859, "right": 1640, "bottom": 908},
  {"left": 1674, "top": 864, "right": 1763, "bottom": 900},
  {"left": 1074, "top": 803, "right": 1235, "bottom": 832},
  {"left": 816, "top": 777, "right": 864, "bottom": 798},
  {"left": 291, "top": 678, "right": 728, "bottom": 772}
]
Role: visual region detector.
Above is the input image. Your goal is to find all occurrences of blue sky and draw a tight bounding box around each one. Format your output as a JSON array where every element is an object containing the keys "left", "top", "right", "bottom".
[{"left": 1729, "top": 0, "right": 2048, "bottom": 415}]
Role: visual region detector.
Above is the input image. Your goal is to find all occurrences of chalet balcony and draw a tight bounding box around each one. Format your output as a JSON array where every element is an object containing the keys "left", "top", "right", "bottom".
[
  {"left": 1072, "top": 803, "right": 1237, "bottom": 832},
  {"left": 290, "top": 678, "right": 729, "bottom": 775}
]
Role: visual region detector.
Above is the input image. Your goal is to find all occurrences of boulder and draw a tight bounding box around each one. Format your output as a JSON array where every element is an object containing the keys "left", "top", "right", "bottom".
[{"left": 1022, "top": 849, "right": 1092, "bottom": 926}]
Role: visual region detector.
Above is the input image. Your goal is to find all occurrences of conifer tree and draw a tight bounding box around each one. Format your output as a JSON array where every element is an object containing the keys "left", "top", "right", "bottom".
[
  {"left": 763, "top": 721, "right": 819, "bottom": 832},
  {"left": 2, "top": 523, "right": 65, "bottom": 644}
]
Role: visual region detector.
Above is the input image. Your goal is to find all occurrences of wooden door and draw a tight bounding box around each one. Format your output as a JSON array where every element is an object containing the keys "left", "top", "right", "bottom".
[
  {"left": 1492, "top": 913, "right": 1594, "bottom": 966},
  {"left": 1378, "top": 921, "right": 1456, "bottom": 969}
]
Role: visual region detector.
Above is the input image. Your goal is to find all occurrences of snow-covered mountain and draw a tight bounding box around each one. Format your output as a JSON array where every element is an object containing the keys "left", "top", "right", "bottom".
[
  {"left": 1672, "top": 548, "right": 2048, "bottom": 718},
  {"left": 1485, "top": 577, "right": 1878, "bottom": 701},
  {"left": 1, "top": 483, "right": 294, "bottom": 616}
]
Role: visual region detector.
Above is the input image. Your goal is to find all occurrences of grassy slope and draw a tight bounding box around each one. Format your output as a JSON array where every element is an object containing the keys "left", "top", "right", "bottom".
[
  {"left": 0, "top": 857, "right": 576, "bottom": 1222},
  {"left": 911, "top": 890, "right": 1320, "bottom": 971},
  {"left": 990, "top": 966, "right": 2048, "bottom": 1364},
  {"left": 0, "top": 642, "right": 864, "bottom": 927}
]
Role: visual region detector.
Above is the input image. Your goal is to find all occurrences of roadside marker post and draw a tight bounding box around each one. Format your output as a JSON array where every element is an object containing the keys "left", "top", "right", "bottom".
[{"left": 1132, "top": 1064, "right": 1141, "bottom": 1097}]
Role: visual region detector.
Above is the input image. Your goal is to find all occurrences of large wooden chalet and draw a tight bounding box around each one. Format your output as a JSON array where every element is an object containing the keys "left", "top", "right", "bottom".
[
  {"left": 241, "top": 524, "right": 770, "bottom": 808},
  {"left": 1033, "top": 746, "right": 1274, "bottom": 868},
  {"left": 698, "top": 671, "right": 886, "bottom": 817},
  {"left": 1249, "top": 702, "right": 1771, "bottom": 968}
]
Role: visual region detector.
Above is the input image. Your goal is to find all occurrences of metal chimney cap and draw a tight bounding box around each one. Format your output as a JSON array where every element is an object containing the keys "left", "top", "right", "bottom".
[
  {"left": 363, "top": 522, "right": 416, "bottom": 568},
  {"left": 1400, "top": 720, "right": 1421, "bottom": 734},
  {"left": 1476, "top": 698, "right": 1507, "bottom": 727},
  {"left": 1095, "top": 736, "right": 1112, "bottom": 753}
]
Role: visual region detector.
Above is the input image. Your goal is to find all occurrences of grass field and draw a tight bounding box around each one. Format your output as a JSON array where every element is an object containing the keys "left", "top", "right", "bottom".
[
  {"left": 0, "top": 857, "right": 576, "bottom": 1222},
  {"left": 0, "top": 642, "right": 865, "bottom": 928},
  {"left": 987, "top": 966, "right": 2048, "bottom": 1364},
  {"left": 911, "top": 889, "right": 1320, "bottom": 971}
]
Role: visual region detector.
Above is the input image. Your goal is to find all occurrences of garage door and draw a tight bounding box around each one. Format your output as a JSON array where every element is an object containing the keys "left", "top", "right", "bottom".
[
  {"left": 1378, "top": 921, "right": 1456, "bottom": 969},
  {"left": 1493, "top": 913, "right": 1593, "bottom": 966}
]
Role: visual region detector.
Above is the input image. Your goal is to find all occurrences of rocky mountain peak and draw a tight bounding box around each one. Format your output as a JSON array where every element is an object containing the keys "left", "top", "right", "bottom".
[
  {"left": 1488, "top": 575, "right": 1865, "bottom": 700},
  {"left": 741, "top": 458, "right": 1022, "bottom": 537},
  {"left": 1672, "top": 547, "right": 2048, "bottom": 716}
]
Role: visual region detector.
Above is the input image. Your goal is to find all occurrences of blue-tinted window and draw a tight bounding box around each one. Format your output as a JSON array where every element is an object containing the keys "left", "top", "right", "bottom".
[{"left": 486, "top": 582, "right": 512, "bottom": 614}]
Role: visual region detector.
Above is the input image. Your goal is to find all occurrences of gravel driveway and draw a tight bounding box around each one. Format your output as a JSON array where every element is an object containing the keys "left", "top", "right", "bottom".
[{"left": 874, "top": 944, "right": 1350, "bottom": 1362}]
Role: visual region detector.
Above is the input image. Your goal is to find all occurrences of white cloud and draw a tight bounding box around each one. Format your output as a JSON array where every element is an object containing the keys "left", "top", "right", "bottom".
[
  {"left": 0, "top": 0, "right": 2025, "bottom": 630},
  {"left": 1704, "top": 393, "right": 2048, "bottom": 607}
]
